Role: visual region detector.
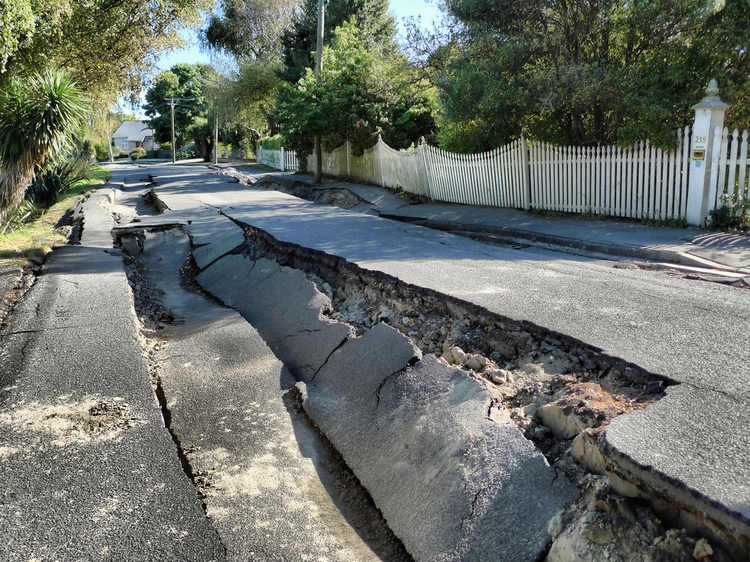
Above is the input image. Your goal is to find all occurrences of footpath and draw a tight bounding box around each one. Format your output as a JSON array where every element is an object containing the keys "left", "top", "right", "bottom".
[
  {"left": 261, "top": 169, "right": 750, "bottom": 279},
  {"left": 0, "top": 183, "right": 226, "bottom": 560}
]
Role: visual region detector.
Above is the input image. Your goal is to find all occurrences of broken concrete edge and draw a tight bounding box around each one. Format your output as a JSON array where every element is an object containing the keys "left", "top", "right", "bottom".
[
  {"left": 584, "top": 428, "right": 750, "bottom": 560},
  {"left": 143, "top": 189, "right": 170, "bottom": 213},
  {"left": 130, "top": 186, "right": 747, "bottom": 560},
  {"left": 112, "top": 222, "right": 188, "bottom": 246},
  {"left": 230, "top": 216, "right": 678, "bottom": 390},
  {"left": 143, "top": 189, "right": 743, "bottom": 557},
  {"left": 254, "top": 175, "right": 370, "bottom": 209}
]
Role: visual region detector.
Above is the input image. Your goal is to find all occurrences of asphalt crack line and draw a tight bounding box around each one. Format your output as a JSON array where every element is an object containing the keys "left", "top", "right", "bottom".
[{"left": 310, "top": 336, "right": 352, "bottom": 382}]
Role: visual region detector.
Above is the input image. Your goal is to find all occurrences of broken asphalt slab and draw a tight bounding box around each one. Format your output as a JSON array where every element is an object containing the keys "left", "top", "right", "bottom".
[
  {"left": 300, "top": 324, "right": 579, "bottom": 561},
  {"left": 193, "top": 244, "right": 578, "bottom": 561},
  {"left": 122, "top": 228, "right": 400, "bottom": 561},
  {"left": 604, "top": 384, "right": 750, "bottom": 558},
  {"left": 197, "top": 254, "right": 353, "bottom": 382}
]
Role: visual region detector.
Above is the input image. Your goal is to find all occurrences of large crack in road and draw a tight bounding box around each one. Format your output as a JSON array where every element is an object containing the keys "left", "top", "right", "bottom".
[
  {"left": 118, "top": 226, "right": 411, "bottom": 561},
  {"left": 106, "top": 175, "right": 740, "bottom": 560}
]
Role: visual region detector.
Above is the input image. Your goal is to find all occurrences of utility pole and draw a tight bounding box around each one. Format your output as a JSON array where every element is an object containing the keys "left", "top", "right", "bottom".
[
  {"left": 314, "top": 0, "right": 327, "bottom": 184},
  {"left": 167, "top": 97, "right": 180, "bottom": 163},
  {"left": 214, "top": 111, "right": 219, "bottom": 165}
]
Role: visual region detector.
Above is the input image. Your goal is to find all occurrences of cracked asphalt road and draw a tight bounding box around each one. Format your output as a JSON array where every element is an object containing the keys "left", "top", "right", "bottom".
[{"left": 144, "top": 163, "right": 750, "bottom": 548}]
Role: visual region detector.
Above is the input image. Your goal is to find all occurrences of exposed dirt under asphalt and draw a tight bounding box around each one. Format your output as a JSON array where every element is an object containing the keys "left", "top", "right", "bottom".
[{"left": 118, "top": 190, "right": 728, "bottom": 560}]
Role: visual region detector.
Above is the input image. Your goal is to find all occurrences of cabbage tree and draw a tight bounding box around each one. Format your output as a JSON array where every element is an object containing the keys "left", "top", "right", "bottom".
[{"left": 0, "top": 70, "right": 85, "bottom": 221}]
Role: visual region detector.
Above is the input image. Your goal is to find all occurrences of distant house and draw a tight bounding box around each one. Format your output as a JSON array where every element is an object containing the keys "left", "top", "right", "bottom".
[{"left": 112, "top": 121, "right": 157, "bottom": 151}]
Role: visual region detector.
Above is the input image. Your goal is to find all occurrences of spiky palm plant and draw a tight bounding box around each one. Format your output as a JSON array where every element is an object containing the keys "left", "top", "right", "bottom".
[{"left": 0, "top": 70, "right": 85, "bottom": 222}]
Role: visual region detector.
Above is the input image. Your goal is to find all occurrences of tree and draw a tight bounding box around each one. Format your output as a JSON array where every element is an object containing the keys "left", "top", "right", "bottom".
[
  {"left": 280, "top": 0, "right": 397, "bottom": 83},
  {"left": 1, "top": 0, "right": 211, "bottom": 105},
  {"left": 0, "top": 0, "right": 34, "bottom": 73},
  {"left": 143, "top": 64, "right": 217, "bottom": 149},
  {"left": 202, "top": 0, "right": 300, "bottom": 60},
  {"left": 434, "top": 0, "right": 750, "bottom": 151},
  {"left": 220, "top": 58, "right": 284, "bottom": 152},
  {"left": 275, "top": 21, "right": 436, "bottom": 162},
  {"left": 0, "top": 70, "right": 84, "bottom": 220}
]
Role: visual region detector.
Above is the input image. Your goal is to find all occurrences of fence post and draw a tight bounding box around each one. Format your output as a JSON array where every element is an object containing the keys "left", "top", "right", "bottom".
[
  {"left": 520, "top": 134, "right": 532, "bottom": 210},
  {"left": 346, "top": 140, "right": 351, "bottom": 178},
  {"left": 420, "top": 137, "right": 433, "bottom": 200},
  {"left": 686, "top": 79, "right": 729, "bottom": 226},
  {"left": 377, "top": 135, "right": 385, "bottom": 187}
]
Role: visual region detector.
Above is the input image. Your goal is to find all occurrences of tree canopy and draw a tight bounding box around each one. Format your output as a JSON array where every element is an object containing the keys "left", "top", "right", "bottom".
[
  {"left": 275, "top": 21, "right": 436, "bottom": 161},
  {"left": 433, "top": 0, "right": 750, "bottom": 152},
  {"left": 1, "top": 0, "right": 211, "bottom": 104},
  {"left": 143, "top": 63, "right": 218, "bottom": 148},
  {"left": 280, "top": 0, "right": 397, "bottom": 83},
  {"left": 202, "top": 0, "right": 300, "bottom": 60}
]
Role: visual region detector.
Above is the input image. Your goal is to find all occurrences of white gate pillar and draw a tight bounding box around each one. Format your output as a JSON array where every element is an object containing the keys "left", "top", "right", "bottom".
[{"left": 686, "top": 80, "right": 729, "bottom": 226}]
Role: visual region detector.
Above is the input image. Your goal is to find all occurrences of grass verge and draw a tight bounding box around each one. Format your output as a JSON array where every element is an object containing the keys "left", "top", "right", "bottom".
[{"left": 0, "top": 167, "right": 112, "bottom": 268}]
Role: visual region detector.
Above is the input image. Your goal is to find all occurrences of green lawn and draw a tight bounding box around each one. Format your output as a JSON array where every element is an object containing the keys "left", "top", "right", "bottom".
[{"left": 0, "top": 167, "right": 112, "bottom": 267}]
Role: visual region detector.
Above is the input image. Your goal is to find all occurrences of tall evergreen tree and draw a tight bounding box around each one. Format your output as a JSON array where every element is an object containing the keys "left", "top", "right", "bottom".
[{"left": 280, "top": 0, "right": 397, "bottom": 83}]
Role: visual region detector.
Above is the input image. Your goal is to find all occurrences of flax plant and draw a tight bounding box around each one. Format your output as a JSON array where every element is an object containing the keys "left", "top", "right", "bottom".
[{"left": 0, "top": 70, "right": 85, "bottom": 222}]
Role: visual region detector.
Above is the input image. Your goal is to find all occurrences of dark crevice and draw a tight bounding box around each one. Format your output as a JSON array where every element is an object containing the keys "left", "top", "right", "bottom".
[
  {"left": 311, "top": 336, "right": 351, "bottom": 381},
  {"left": 232, "top": 219, "right": 676, "bottom": 390},
  {"left": 284, "top": 385, "right": 414, "bottom": 561},
  {"left": 681, "top": 380, "right": 745, "bottom": 403},
  {"left": 152, "top": 366, "right": 228, "bottom": 556},
  {"left": 374, "top": 369, "right": 404, "bottom": 410}
]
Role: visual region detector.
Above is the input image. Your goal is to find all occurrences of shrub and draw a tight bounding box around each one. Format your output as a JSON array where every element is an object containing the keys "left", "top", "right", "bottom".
[
  {"left": 94, "top": 142, "right": 110, "bottom": 161},
  {"left": 708, "top": 191, "right": 750, "bottom": 230},
  {"left": 176, "top": 143, "right": 197, "bottom": 159},
  {"left": 26, "top": 145, "right": 94, "bottom": 208},
  {"left": 258, "top": 135, "right": 283, "bottom": 151},
  {"left": 0, "top": 200, "right": 42, "bottom": 235},
  {"left": 129, "top": 147, "right": 146, "bottom": 161}
]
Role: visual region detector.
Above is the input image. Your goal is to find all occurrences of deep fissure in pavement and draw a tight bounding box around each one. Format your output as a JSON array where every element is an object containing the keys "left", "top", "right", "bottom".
[
  {"left": 231, "top": 221, "right": 670, "bottom": 474},
  {"left": 117, "top": 226, "right": 413, "bottom": 562},
  {"left": 122, "top": 241, "right": 222, "bottom": 528},
  {"left": 218, "top": 218, "right": 735, "bottom": 561},
  {"left": 119, "top": 182, "right": 736, "bottom": 559}
]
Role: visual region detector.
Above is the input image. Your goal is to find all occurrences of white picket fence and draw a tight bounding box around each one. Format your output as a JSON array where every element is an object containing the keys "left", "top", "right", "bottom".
[
  {"left": 712, "top": 127, "right": 750, "bottom": 212},
  {"left": 424, "top": 139, "right": 529, "bottom": 208},
  {"left": 530, "top": 129, "right": 692, "bottom": 220},
  {"left": 257, "top": 147, "right": 299, "bottom": 171},
  {"left": 249, "top": 117, "right": 750, "bottom": 223},
  {"left": 307, "top": 132, "right": 698, "bottom": 221}
]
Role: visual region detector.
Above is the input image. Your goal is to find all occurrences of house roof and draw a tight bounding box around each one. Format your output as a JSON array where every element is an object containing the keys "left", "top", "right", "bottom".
[{"left": 112, "top": 120, "right": 155, "bottom": 142}]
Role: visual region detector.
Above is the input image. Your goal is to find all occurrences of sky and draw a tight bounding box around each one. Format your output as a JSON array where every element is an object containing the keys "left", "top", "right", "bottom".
[{"left": 156, "top": 0, "right": 442, "bottom": 72}]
